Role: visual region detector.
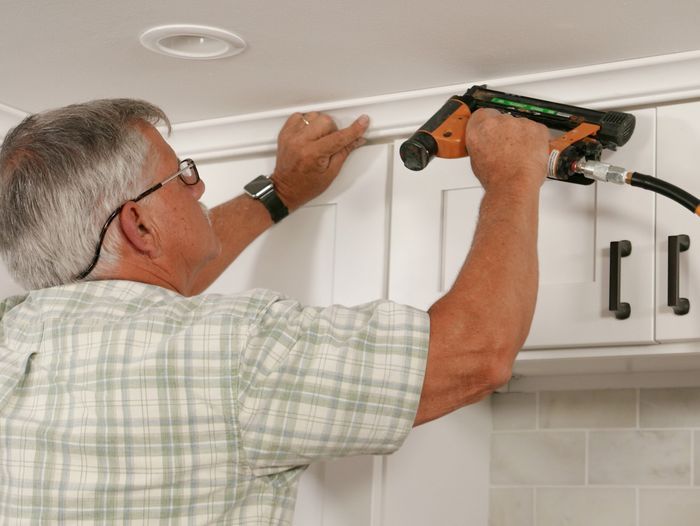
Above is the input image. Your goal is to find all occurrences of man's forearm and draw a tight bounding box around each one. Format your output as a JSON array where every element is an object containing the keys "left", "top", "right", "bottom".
[
  {"left": 445, "top": 187, "right": 540, "bottom": 357},
  {"left": 413, "top": 109, "right": 549, "bottom": 426},
  {"left": 190, "top": 195, "right": 273, "bottom": 295},
  {"left": 416, "top": 186, "right": 541, "bottom": 425}
]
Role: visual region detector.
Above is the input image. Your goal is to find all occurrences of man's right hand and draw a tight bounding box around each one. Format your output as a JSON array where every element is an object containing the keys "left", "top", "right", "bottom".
[{"left": 465, "top": 108, "right": 550, "bottom": 195}]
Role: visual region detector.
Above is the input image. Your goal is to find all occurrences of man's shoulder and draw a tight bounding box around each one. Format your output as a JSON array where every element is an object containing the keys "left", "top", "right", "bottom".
[
  {"left": 188, "top": 287, "right": 286, "bottom": 319},
  {"left": 1, "top": 280, "right": 286, "bottom": 325},
  {"left": 0, "top": 294, "right": 27, "bottom": 319}
]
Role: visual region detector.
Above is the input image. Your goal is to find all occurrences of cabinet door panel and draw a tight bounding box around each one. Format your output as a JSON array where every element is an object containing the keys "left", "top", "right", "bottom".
[
  {"left": 202, "top": 144, "right": 389, "bottom": 308},
  {"left": 389, "top": 109, "right": 655, "bottom": 348},
  {"left": 656, "top": 103, "right": 700, "bottom": 342},
  {"left": 199, "top": 144, "right": 390, "bottom": 526}
]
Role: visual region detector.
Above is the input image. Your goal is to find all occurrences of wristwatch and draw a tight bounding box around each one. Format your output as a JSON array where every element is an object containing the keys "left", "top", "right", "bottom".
[{"left": 243, "top": 175, "right": 289, "bottom": 223}]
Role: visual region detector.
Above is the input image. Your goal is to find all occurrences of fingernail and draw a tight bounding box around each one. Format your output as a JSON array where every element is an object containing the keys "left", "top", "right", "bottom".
[{"left": 357, "top": 114, "right": 370, "bottom": 127}]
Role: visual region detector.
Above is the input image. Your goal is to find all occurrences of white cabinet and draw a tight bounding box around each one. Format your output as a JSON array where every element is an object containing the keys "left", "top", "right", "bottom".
[
  {"left": 1, "top": 93, "right": 699, "bottom": 526},
  {"left": 202, "top": 144, "right": 391, "bottom": 308},
  {"left": 656, "top": 102, "right": 700, "bottom": 342},
  {"left": 389, "top": 109, "right": 656, "bottom": 349},
  {"left": 199, "top": 143, "right": 392, "bottom": 526}
]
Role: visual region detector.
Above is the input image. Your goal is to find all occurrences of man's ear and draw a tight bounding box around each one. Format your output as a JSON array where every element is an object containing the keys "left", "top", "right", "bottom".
[{"left": 118, "top": 202, "right": 160, "bottom": 257}]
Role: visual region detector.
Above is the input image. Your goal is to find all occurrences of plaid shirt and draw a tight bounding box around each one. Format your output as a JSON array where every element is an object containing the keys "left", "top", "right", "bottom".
[{"left": 0, "top": 281, "right": 429, "bottom": 524}]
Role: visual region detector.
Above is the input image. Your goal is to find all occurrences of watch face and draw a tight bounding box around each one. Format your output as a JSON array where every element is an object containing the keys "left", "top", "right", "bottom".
[{"left": 245, "top": 176, "right": 273, "bottom": 198}]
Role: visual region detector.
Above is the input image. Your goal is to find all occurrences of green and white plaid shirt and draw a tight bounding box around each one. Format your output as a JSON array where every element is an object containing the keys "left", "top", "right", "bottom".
[{"left": 0, "top": 281, "right": 429, "bottom": 524}]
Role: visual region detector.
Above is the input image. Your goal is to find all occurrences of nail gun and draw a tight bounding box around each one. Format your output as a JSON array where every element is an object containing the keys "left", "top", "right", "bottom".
[{"left": 400, "top": 85, "right": 700, "bottom": 216}]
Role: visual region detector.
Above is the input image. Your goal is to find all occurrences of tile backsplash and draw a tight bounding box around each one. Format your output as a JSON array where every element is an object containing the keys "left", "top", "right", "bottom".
[{"left": 490, "top": 388, "right": 700, "bottom": 526}]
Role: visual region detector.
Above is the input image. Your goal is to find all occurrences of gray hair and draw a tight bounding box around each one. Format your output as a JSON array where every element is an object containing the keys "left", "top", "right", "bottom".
[{"left": 0, "top": 99, "right": 171, "bottom": 289}]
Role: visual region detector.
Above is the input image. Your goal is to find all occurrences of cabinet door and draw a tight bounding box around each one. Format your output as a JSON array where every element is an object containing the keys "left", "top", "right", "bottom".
[
  {"left": 388, "top": 109, "right": 655, "bottom": 348},
  {"left": 200, "top": 143, "right": 391, "bottom": 526},
  {"left": 656, "top": 103, "right": 700, "bottom": 342}
]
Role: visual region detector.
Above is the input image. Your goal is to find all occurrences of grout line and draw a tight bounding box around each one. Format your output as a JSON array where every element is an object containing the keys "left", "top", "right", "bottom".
[
  {"left": 491, "top": 429, "right": 678, "bottom": 437},
  {"left": 492, "top": 425, "right": 700, "bottom": 434},
  {"left": 491, "top": 484, "right": 700, "bottom": 489}
]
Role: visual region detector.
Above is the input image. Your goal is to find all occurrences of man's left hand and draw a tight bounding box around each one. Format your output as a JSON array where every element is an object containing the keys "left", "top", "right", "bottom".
[{"left": 271, "top": 112, "right": 370, "bottom": 211}]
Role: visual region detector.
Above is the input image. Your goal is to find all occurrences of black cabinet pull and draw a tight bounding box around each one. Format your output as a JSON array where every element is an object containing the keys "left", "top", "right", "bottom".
[
  {"left": 609, "top": 240, "right": 632, "bottom": 320},
  {"left": 668, "top": 234, "right": 690, "bottom": 316}
]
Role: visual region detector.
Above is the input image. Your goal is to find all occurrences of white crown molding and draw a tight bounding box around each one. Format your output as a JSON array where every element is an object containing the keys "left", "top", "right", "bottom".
[
  {"left": 169, "top": 49, "right": 700, "bottom": 161},
  {"left": 5, "top": 50, "right": 700, "bottom": 157}
]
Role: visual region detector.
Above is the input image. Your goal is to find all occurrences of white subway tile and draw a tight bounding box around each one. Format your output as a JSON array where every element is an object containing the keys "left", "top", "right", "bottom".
[
  {"left": 536, "top": 488, "right": 635, "bottom": 526},
  {"left": 492, "top": 393, "right": 537, "bottom": 431},
  {"left": 491, "top": 432, "right": 585, "bottom": 485},
  {"left": 540, "top": 389, "right": 637, "bottom": 429},
  {"left": 640, "top": 387, "right": 700, "bottom": 427},
  {"left": 589, "top": 430, "right": 691, "bottom": 485},
  {"left": 640, "top": 489, "right": 700, "bottom": 526},
  {"left": 489, "top": 488, "right": 533, "bottom": 526}
]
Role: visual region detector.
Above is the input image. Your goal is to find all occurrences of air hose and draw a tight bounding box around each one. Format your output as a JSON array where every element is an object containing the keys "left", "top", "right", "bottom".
[
  {"left": 628, "top": 172, "right": 700, "bottom": 216},
  {"left": 574, "top": 160, "right": 700, "bottom": 217}
]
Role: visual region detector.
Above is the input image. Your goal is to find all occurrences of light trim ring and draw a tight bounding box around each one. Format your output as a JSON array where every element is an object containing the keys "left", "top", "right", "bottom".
[{"left": 140, "top": 24, "right": 247, "bottom": 60}]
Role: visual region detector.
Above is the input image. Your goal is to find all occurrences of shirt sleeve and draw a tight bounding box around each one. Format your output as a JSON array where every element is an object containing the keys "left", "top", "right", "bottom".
[{"left": 236, "top": 293, "right": 430, "bottom": 476}]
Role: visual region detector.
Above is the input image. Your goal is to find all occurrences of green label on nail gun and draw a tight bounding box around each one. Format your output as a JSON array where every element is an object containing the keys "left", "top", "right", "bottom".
[{"left": 491, "top": 97, "right": 572, "bottom": 118}]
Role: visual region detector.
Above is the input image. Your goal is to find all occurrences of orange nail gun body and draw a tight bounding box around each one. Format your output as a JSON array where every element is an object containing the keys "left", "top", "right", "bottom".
[{"left": 399, "top": 85, "right": 636, "bottom": 185}]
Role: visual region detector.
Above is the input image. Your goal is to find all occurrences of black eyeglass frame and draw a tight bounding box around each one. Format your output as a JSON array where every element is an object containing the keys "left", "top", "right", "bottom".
[{"left": 74, "top": 158, "right": 200, "bottom": 281}]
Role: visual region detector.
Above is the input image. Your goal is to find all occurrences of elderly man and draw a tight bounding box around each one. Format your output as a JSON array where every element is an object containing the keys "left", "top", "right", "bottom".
[{"left": 0, "top": 99, "right": 548, "bottom": 523}]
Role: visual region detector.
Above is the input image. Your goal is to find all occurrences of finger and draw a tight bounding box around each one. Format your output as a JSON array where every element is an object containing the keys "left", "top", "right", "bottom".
[
  {"left": 468, "top": 108, "right": 502, "bottom": 127},
  {"left": 326, "top": 137, "right": 366, "bottom": 174},
  {"left": 315, "top": 115, "right": 370, "bottom": 156},
  {"left": 296, "top": 111, "right": 320, "bottom": 131},
  {"left": 287, "top": 111, "right": 320, "bottom": 133},
  {"left": 305, "top": 113, "right": 338, "bottom": 139},
  {"left": 280, "top": 113, "right": 305, "bottom": 134},
  {"left": 288, "top": 112, "right": 313, "bottom": 133}
]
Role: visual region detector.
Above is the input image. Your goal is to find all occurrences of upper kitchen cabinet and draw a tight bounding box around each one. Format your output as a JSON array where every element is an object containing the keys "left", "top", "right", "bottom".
[
  {"left": 656, "top": 102, "right": 700, "bottom": 343},
  {"left": 388, "top": 109, "right": 656, "bottom": 349},
  {"left": 197, "top": 143, "right": 392, "bottom": 526},
  {"left": 201, "top": 143, "right": 391, "bottom": 307}
]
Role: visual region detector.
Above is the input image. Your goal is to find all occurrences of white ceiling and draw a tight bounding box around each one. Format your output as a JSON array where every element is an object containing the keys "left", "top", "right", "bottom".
[{"left": 3, "top": 0, "right": 700, "bottom": 125}]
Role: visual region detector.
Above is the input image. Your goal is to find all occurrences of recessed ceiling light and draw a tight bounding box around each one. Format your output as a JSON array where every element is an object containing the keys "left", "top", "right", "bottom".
[{"left": 140, "top": 24, "right": 247, "bottom": 60}]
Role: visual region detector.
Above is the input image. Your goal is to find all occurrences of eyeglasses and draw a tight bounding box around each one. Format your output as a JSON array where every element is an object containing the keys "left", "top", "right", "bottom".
[{"left": 75, "top": 158, "right": 200, "bottom": 281}]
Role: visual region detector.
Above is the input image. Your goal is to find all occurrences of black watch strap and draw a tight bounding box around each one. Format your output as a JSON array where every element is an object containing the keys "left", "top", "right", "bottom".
[
  {"left": 259, "top": 186, "right": 288, "bottom": 223},
  {"left": 244, "top": 175, "right": 289, "bottom": 223}
]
